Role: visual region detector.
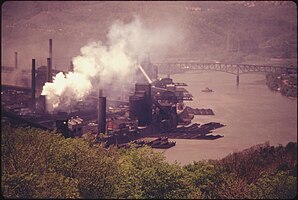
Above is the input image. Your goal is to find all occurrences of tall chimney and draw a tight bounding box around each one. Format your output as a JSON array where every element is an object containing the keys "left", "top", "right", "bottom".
[
  {"left": 147, "top": 84, "right": 152, "bottom": 125},
  {"left": 31, "top": 59, "right": 36, "bottom": 109},
  {"left": 69, "top": 61, "right": 74, "bottom": 72},
  {"left": 43, "top": 58, "right": 48, "bottom": 113},
  {"left": 98, "top": 89, "right": 106, "bottom": 134},
  {"left": 14, "top": 52, "right": 18, "bottom": 69},
  {"left": 49, "top": 39, "right": 53, "bottom": 68},
  {"left": 47, "top": 58, "right": 52, "bottom": 82},
  {"left": 43, "top": 95, "right": 47, "bottom": 114}
]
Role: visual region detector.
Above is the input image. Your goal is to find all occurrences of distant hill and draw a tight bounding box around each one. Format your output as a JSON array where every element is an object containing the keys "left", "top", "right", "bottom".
[{"left": 1, "top": 1, "right": 297, "bottom": 70}]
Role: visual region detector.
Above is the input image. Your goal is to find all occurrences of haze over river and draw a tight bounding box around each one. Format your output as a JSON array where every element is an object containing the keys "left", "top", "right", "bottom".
[{"left": 156, "top": 70, "right": 297, "bottom": 165}]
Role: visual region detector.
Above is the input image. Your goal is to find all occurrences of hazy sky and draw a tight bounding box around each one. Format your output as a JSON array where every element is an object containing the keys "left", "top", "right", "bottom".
[{"left": 2, "top": 1, "right": 296, "bottom": 70}]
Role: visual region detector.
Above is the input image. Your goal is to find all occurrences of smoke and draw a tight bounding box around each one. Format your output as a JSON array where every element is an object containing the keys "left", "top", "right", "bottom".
[{"left": 41, "top": 15, "right": 182, "bottom": 112}]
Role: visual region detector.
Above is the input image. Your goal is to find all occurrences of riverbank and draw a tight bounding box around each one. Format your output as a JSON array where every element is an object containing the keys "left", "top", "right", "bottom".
[{"left": 266, "top": 73, "right": 297, "bottom": 98}]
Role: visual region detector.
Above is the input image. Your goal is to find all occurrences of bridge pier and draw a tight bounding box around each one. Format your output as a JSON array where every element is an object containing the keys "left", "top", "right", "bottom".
[
  {"left": 236, "top": 75, "right": 239, "bottom": 86},
  {"left": 236, "top": 66, "right": 239, "bottom": 86}
]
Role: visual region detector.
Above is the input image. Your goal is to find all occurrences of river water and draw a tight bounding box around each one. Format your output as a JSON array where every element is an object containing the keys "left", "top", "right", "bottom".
[{"left": 155, "top": 71, "right": 297, "bottom": 165}]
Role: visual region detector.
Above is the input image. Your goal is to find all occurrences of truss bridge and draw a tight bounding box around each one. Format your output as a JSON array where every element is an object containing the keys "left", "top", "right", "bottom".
[{"left": 154, "top": 62, "right": 297, "bottom": 85}]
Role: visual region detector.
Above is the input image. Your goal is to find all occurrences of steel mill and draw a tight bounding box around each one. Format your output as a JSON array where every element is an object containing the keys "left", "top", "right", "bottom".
[{"left": 2, "top": 39, "right": 225, "bottom": 149}]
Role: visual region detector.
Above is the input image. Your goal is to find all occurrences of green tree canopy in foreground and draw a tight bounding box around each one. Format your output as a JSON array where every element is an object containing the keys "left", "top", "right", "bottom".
[{"left": 1, "top": 124, "right": 297, "bottom": 199}]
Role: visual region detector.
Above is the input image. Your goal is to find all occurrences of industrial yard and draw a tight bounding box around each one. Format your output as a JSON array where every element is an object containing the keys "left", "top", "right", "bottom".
[{"left": 1, "top": 40, "right": 225, "bottom": 149}]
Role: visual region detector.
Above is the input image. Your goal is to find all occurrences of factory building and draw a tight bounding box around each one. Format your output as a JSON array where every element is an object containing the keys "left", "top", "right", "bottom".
[
  {"left": 2, "top": 38, "right": 222, "bottom": 149},
  {"left": 68, "top": 116, "right": 84, "bottom": 137},
  {"left": 129, "top": 84, "right": 152, "bottom": 126}
]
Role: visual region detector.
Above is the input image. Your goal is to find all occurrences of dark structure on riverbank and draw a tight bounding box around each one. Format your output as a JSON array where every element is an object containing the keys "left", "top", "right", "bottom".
[{"left": 266, "top": 72, "right": 297, "bottom": 98}]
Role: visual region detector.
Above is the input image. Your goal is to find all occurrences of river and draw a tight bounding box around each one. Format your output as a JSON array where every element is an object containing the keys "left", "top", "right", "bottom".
[{"left": 155, "top": 71, "right": 297, "bottom": 165}]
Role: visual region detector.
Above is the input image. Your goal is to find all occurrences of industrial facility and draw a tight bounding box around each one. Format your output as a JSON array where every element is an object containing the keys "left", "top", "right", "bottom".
[{"left": 2, "top": 39, "right": 224, "bottom": 149}]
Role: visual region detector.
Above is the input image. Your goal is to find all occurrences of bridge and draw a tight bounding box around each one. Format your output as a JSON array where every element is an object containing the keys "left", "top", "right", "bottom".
[{"left": 153, "top": 62, "right": 297, "bottom": 85}]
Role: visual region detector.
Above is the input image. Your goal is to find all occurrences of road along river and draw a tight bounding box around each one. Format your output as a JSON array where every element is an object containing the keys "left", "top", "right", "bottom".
[{"left": 155, "top": 71, "right": 297, "bottom": 165}]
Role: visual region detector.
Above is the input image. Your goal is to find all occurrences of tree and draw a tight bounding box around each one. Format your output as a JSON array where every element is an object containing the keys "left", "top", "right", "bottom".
[
  {"left": 2, "top": 172, "right": 38, "bottom": 198},
  {"left": 116, "top": 146, "right": 202, "bottom": 199},
  {"left": 2, "top": 124, "right": 296, "bottom": 199},
  {"left": 184, "top": 160, "right": 224, "bottom": 198},
  {"left": 216, "top": 172, "right": 250, "bottom": 199},
  {"left": 249, "top": 171, "right": 297, "bottom": 199},
  {"left": 75, "top": 146, "right": 121, "bottom": 198},
  {"left": 219, "top": 142, "right": 297, "bottom": 184},
  {"left": 1, "top": 124, "right": 123, "bottom": 199},
  {"left": 2, "top": 172, "right": 80, "bottom": 198}
]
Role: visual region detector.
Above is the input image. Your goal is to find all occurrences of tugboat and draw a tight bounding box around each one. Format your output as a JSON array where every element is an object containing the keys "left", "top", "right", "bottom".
[{"left": 201, "top": 87, "right": 214, "bottom": 92}]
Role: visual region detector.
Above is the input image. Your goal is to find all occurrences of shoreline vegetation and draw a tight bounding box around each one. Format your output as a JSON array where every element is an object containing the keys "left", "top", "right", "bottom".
[{"left": 2, "top": 124, "right": 297, "bottom": 199}]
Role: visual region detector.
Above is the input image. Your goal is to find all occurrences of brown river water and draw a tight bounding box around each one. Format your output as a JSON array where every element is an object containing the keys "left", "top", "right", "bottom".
[{"left": 154, "top": 71, "right": 297, "bottom": 165}]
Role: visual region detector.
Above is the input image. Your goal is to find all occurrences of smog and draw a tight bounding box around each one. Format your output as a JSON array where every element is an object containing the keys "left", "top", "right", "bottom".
[{"left": 40, "top": 16, "right": 183, "bottom": 112}]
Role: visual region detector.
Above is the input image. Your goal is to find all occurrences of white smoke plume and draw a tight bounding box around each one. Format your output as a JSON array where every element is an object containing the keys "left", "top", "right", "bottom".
[{"left": 41, "top": 16, "right": 182, "bottom": 112}]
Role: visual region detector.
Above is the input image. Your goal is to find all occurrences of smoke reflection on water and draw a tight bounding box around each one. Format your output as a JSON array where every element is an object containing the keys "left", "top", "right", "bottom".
[{"left": 155, "top": 71, "right": 297, "bottom": 165}]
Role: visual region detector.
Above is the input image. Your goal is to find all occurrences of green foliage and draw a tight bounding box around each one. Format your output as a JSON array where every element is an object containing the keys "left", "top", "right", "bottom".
[
  {"left": 48, "top": 138, "right": 90, "bottom": 178},
  {"left": 184, "top": 161, "right": 250, "bottom": 199},
  {"left": 249, "top": 171, "right": 297, "bottom": 199},
  {"left": 1, "top": 124, "right": 297, "bottom": 199},
  {"left": 184, "top": 161, "right": 223, "bottom": 198},
  {"left": 216, "top": 172, "right": 250, "bottom": 199},
  {"left": 1, "top": 124, "right": 119, "bottom": 198},
  {"left": 2, "top": 172, "right": 80, "bottom": 198},
  {"left": 184, "top": 141, "right": 297, "bottom": 199},
  {"left": 219, "top": 142, "right": 297, "bottom": 184},
  {"left": 116, "top": 146, "right": 201, "bottom": 199},
  {"left": 76, "top": 146, "right": 120, "bottom": 198},
  {"left": 1, "top": 124, "right": 61, "bottom": 174},
  {"left": 2, "top": 172, "right": 38, "bottom": 198}
]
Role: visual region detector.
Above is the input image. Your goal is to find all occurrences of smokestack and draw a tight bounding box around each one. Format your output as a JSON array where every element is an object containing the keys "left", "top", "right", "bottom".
[
  {"left": 40, "top": 95, "right": 47, "bottom": 114},
  {"left": 98, "top": 89, "right": 103, "bottom": 99},
  {"left": 69, "top": 61, "right": 74, "bottom": 72},
  {"left": 31, "top": 59, "right": 36, "bottom": 109},
  {"left": 49, "top": 39, "right": 53, "bottom": 68},
  {"left": 14, "top": 52, "right": 18, "bottom": 69},
  {"left": 147, "top": 83, "right": 152, "bottom": 124},
  {"left": 47, "top": 58, "right": 52, "bottom": 82},
  {"left": 98, "top": 89, "right": 106, "bottom": 134}
]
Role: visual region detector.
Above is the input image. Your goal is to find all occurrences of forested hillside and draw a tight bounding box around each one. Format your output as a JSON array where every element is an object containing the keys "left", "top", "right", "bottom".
[
  {"left": 2, "top": 1, "right": 297, "bottom": 68},
  {"left": 1, "top": 124, "right": 297, "bottom": 199}
]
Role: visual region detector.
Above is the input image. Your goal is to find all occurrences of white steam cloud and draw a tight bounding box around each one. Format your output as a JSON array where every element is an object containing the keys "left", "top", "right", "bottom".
[{"left": 41, "top": 16, "right": 182, "bottom": 112}]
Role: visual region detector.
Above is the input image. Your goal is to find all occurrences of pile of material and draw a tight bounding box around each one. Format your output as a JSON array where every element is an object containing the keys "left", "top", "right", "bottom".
[
  {"left": 117, "top": 137, "right": 176, "bottom": 149},
  {"left": 146, "top": 122, "right": 225, "bottom": 140},
  {"left": 186, "top": 106, "right": 215, "bottom": 115}
]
